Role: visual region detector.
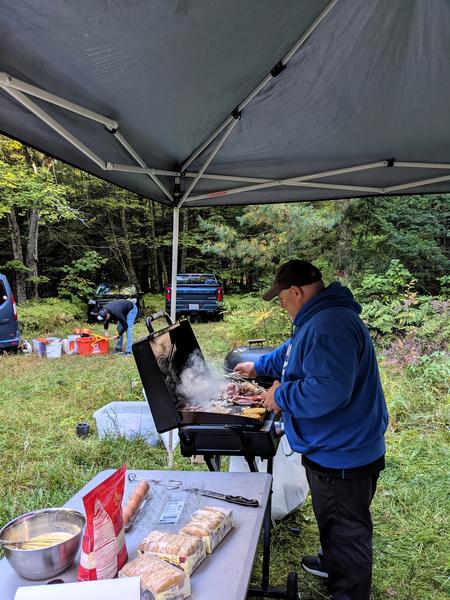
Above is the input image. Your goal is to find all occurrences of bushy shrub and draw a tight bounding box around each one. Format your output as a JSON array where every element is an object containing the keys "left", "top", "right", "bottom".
[
  {"left": 18, "top": 298, "right": 84, "bottom": 337},
  {"left": 354, "top": 261, "right": 450, "bottom": 362},
  {"left": 223, "top": 294, "right": 290, "bottom": 346},
  {"left": 58, "top": 251, "right": 107, "bottom": 302}
]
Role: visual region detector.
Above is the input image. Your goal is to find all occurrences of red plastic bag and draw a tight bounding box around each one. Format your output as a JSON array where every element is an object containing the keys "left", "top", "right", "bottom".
[{"left": 78, "top": 465, "right": 128, "bottom": 581}]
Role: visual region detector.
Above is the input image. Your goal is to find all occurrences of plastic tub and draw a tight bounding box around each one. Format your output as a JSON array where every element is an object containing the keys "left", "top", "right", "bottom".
[
  {"left": 46, "top": 340, "right": 62, "bottom": 359},
  {"left": 32, "top": 339, "right": 46, "bottom": 356},
  {"left": 67, "top": 334, "right": 80, "bottom": 354},
  {"left": 77, "top": 336, "right": 109, "bottom": 356},
  {"left": 93, "top": 401, "right": 159, "bottom": 446}
]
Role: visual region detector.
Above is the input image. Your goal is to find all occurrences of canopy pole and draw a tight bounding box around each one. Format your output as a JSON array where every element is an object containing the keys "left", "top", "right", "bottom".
[
  {"left": 107, "top": 161, "right": 450, "bottom": 183},
  {"left": 167, "top": 205, "right": 180, "bottom": 468},
  {"left": 170, "top": 206, "right": 180, "bottom": 324},
  {"left": 178, "top": 117, "right": 239, "bottom": 206},
  {"left": 183, "top": 161, "right": 388, "bottom": 203},
  {"left": 0, "top": 71, "right": 118, "bottom": 129},
  {"left": 108, "top": 163, "right": 180, "bottom": 177},
  {"left": 180, "top": 116, "right": 234, "bottom": 174},
  {"left": 112, "top": 131, "right": 174, "bottom": 202},
  {"left": 384, "top": 173, "right": 450, "bottom": 193},
  {"left": 1, "top": 86, "right": 106, "bottom": 170}
]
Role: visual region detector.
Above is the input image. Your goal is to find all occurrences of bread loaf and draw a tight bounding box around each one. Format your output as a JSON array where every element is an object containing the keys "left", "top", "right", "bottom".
[
  {"left": 119, "top": 553, "right": 190, "bottom": 600},
  {"left": 138, "top": 530, "right": 206, "bottom": 575},
  {"left": 179, "top": 506, "right": 233, "bottom": 553}
]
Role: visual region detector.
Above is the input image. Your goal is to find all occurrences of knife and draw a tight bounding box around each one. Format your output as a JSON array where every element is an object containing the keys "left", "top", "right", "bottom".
[{"left": 186, "top": 488, "right": 259, "bottom": 507}]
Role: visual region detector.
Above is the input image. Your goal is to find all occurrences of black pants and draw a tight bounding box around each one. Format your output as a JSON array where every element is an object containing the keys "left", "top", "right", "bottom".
[{"left": 304, "top": 464, "right": 380, "bottom": 600}]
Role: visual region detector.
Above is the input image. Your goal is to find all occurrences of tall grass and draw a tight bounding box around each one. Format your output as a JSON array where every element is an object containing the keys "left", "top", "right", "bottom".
[{"left": 0, "top": 297, "right": 448, "bottom": 598}]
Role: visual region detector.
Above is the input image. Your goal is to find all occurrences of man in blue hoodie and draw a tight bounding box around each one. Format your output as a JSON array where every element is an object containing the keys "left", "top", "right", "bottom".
[{"left": 234, "top": 260, "right": 388, "bottom": 600}]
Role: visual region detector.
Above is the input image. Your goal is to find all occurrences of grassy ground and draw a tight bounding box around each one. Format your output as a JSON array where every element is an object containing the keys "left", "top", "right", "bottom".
[{"left": 0, "top": 310, "right": 448, "bottom": 599}]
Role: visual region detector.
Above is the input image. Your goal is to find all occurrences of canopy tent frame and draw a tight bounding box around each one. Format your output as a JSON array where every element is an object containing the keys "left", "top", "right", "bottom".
[
  {"left": 1, "top": 0, "right": 450, "bottom": 471},
  {"left": 3, "top": 71, "right": 450, "bottom": 202}
]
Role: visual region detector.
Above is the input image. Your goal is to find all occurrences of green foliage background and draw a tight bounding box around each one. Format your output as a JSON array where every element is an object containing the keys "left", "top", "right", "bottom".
[{"left": 1, "top": 135, "right": 449, "bottom": 303}]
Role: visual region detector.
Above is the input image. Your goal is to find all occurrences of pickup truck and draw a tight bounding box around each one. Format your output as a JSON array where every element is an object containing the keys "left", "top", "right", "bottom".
[{"left": 165, "top": 273, "right": 223, "bottom": 321}]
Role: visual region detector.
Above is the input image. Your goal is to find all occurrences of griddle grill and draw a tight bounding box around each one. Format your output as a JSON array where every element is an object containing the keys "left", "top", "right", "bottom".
[
  {"left": 132, "top": 312, "right": 296, "bottom": 600},
  {"left": 132, "top": 312, "right": 281, "bottom": 468}
]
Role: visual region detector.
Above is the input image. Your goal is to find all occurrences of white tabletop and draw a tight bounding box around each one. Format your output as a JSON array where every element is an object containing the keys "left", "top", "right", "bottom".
[{"left": 0, "top": 469, "right": 272, "bottom": 600}]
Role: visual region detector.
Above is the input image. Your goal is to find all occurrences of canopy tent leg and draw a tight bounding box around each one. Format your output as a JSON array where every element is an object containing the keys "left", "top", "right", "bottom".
[{"left": 166, "top": 205, "right": 180, "bottom": 468}]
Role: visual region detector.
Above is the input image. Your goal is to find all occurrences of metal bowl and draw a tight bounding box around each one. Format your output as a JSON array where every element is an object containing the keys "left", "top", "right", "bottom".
[{"left": 0, "top": 508, "right": 85, "bottom": 580}]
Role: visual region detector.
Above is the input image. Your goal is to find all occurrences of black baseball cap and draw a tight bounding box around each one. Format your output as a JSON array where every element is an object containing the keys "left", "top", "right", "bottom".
[
  {"left": 97, "top": 308, "right": 109, "bottom": 322},
  {"left": 262, "top": 260, "right": 322, "bottom": 300}
]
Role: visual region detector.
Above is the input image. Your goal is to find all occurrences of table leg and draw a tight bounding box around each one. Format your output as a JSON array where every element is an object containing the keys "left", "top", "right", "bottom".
[{"left": 200, "top": 455, "right": 297, "bottom": 599}]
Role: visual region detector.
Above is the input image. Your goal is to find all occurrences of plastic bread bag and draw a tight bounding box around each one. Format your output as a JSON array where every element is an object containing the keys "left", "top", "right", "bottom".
[
  {"left": 119, "top": 553, "right": 191, "bottom": 600},
  {"left": 78, "top": 465, "right": 128, "bottom": 581},
  {"left": 179, "top": 506, "right": 233, "bottom": 553},
  {"left": 138, "top": 530, "right": 206, "bottom": 575},
  {"left": 229, "top": 436, "right": 308, "bottom": 520}
]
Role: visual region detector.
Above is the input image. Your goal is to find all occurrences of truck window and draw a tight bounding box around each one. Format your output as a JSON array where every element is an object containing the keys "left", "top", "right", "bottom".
[
  {"left": 0, "top": 280, "right": 7, "bottom": 304},
  {"left": 177, "top": 275, "right": 216, "bottom": 285}
]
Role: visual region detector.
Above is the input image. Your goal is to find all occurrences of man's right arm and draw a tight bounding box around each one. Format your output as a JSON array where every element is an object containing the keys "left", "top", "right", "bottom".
[
  {"left": 254, "top": 340, "right": 290, "bottom": 379},
  {"left": 234, "top": 340, "right": 290, "bottom": 379}
]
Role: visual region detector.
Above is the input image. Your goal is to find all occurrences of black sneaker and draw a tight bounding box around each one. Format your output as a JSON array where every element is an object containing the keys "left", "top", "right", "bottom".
[{"left": 301, "top": 555, "right": 328, "bottom": 578}]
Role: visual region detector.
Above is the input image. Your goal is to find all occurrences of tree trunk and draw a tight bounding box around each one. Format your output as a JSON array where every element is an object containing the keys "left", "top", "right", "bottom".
[
  {"left": 26, "top": 207, "right": 40, "bottom": 299},
  {"left": 147, "top": 199, "right": 159, "bottom": 291},
  {"left": 107, "top": 210, "right": 130, "bottom": 281},
  {"left": 180, "top": 209, "right": 188, "bottom": 272},
  {"left": 119, "top": 207, "right": 140, "bottom": 290},
  {"left": 158, "top": 248, "right": 168, "bottom": 288},
  {"left": 22, "top": 146, "right": 41, "bottom": 299},
  {"left": 6, "top": 207, "right": 27, "bottom": 302}
]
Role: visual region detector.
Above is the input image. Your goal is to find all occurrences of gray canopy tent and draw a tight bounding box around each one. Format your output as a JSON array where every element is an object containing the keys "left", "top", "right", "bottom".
[
  {"left": 0, "top": 4, "right": 448, "bottom": 591},
  {"left": 1, "top": 0, "right": 450, "bottom": 323}
]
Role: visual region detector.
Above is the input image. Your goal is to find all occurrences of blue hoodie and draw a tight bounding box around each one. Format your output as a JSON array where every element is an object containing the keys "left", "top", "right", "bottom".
[{"left": 255, "top": 282, "right": 388, "bottom": 469}]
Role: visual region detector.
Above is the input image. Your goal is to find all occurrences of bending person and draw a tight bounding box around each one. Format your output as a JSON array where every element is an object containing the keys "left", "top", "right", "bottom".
[{"left": 97, "top": 299, "right": 138, "bottom": 356}]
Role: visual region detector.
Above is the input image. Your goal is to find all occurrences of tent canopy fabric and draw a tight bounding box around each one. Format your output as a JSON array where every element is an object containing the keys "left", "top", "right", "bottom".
[{"left": 1, "top": 0, "right": 450, "bottom": 208}]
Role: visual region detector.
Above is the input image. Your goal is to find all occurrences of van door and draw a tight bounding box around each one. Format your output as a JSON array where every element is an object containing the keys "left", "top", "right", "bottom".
[{"left": 0, "top": 275, "right": 20, "bottom": 348}]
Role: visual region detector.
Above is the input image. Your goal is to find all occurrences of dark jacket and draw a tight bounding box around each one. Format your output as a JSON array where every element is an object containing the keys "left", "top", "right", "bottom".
[
  {"left": 255, "top": 283, "right": 388, "bottom": 469},
  {"left": 102, "top": 300, "right": 134, "bottom": 334}
]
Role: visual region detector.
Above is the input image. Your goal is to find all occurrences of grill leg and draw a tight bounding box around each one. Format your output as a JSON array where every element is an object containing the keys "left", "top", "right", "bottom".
[
  {"left": 245, "top": 456, "right": 258, "bottom": 472},
  {"left": 203, "top": 453, "right": 221, "bottom": 471}
]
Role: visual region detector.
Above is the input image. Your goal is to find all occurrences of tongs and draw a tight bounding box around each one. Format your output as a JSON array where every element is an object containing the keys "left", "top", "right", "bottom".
[
  {"left": 128, "top": 472, "right": 182, "bottom": 489},
  {"left": 186, "top": 488, "right": 259, "bottom": 508},
  {"left": 223, "top": 371, "right": 249, "bottom": 383}
]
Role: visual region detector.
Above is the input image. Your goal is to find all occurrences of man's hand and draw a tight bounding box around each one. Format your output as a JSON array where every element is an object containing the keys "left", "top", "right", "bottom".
[
  {"left": 233, "top": 361, "right": 257, "bottom": 379},
  {"left": 104, "top": 330, "right": 118, "bottom": 340},
  {"left": 261, "top": 380, "right": 282, "bottom": 414}
]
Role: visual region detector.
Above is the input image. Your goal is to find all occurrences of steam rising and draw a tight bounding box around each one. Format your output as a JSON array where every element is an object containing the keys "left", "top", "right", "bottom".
[{"left": 176, "top": 350, "right": 226, "bottom": 408}]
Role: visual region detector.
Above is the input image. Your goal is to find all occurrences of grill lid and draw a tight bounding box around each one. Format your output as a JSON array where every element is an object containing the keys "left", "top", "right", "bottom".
[
  {"left": 132, "top": 318, "right": 203, "bottom": 432},
  {"left": 133, "top": 316, "right": 265, "bottom": 433}
]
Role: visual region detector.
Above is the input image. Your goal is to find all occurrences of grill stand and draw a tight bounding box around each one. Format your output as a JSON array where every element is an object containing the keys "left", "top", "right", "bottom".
[{"left": 200, "top": 454, "right": 299, "bottom": 600}]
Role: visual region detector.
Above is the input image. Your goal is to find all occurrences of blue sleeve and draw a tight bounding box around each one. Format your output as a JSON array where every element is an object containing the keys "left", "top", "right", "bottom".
[
  {"left": 274, "top": 334, "right": 358, "bottom": 418},
  {"left": 254, "top": 340, "right": 290, "bottom": 379}
]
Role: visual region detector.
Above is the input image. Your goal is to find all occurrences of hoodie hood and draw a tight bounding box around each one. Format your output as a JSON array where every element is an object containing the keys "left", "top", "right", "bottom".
[{"left": 293, "top": 282, "right": 361, "bottom": 329}]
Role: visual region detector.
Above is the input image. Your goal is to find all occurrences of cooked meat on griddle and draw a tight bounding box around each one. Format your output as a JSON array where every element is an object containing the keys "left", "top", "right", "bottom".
[{"left": 222, "top": 381, "right": 264, "bottom": 406}]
